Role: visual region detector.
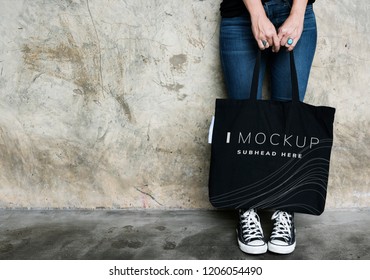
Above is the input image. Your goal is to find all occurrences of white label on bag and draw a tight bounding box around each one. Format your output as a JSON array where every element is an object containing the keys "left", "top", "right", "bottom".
[
  {"left": 226, "top": 132, "right": 231, "bottom": 144},
  {"left": 208, "top": 116, "right": 215, "bottom": 144}
]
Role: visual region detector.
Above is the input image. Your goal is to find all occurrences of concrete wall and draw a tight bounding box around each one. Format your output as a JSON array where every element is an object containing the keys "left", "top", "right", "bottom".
[{"left": 0, "top": 0, "right": 369, "bottom": 209}]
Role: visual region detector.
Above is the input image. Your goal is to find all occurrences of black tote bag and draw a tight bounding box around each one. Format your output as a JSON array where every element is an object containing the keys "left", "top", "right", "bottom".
[{"left": 208, "top": 51, "right": 335, "bottom": 215}]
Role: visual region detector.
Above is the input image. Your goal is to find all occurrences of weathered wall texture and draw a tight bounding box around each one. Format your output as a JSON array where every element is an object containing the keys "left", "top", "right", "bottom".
[{"left": 0, "top": 0, "right": 369, "bottom": 209}]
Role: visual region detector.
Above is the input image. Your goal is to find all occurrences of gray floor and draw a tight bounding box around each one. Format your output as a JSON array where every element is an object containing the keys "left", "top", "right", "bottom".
[{"left": 0, "top": 209, "right": 369, "bottom": 260}]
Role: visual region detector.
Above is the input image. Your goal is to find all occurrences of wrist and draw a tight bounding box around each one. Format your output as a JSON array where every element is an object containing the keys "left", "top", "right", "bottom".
[
  {"left": 290, "top": 8, "right": 306, "bottom": 18},
  {"left": 243, "top": 0, "right": 266, "bottom": 18},
  {"left": 290, "top": 0, "right": 308, "bottom": 16}
]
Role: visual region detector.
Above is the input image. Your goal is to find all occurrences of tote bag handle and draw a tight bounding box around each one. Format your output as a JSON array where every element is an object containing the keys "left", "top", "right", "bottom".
[{"left": 250, "top": 50, "right": 300, "bottom": 102}]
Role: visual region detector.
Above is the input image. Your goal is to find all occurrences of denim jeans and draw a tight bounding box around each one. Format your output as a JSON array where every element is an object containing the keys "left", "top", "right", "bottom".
[{"left": 219, "top": 0, "right": 317, "bottom": 101}]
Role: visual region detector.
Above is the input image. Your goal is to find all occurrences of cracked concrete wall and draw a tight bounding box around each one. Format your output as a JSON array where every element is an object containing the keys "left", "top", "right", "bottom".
[{"left": 0, "top": 0, "right": 369, "bottom": 209}]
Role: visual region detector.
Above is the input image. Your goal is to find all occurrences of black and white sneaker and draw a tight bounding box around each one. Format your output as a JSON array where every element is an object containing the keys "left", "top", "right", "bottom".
[
  {"left": 268, "top": 210, "right": 296, "bottom": 254},
  {"left": 237, "top": 209, "right": 267, "bottom": 254}
]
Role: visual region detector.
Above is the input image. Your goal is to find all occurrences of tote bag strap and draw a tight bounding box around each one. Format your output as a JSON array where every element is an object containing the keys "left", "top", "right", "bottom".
[{"left": 250, "top": 50, "right": 300, "bottom": 102}]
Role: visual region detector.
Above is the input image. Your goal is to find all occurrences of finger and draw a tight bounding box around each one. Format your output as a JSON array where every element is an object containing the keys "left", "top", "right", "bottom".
[
  {"left": 286, "top": 37, "right": 294, "bottom": 47},
  {"left": 286, "top": 36, "right": 300, "bottom": 51},
  {"left": 287, "top": 40, "right": 297, "bottom": 51},
  {"left": 265, "top": 29, "right": 278, "bottom": 49},
  {"left": 280, "top": 35, "right": 289, "bottom": 46},
  {"left": 266, "top": 37, "right": 273, "bottom": 47},
  {"left": 286, "top": 42, "right": 293, "bottom": 51},
  {"left": 263, "top": 40, "right": 270, "bottom": 49},
  {"left": 258, "top": 39, "right": 268, "bottom": 50},
  {"left": 278, "top": 27, "right": 288, "bottom": 46},
  {"left": 280, "top": 35, "right": 293, "bottom": 48},
  {"left": 272, "top": 34, "right": 280, "bottom": 52}
]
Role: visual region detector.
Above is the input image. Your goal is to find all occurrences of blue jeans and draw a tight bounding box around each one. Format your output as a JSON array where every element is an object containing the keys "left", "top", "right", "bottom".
[{"left": 219, "top": 0, "right": 317, "bottom": 101}]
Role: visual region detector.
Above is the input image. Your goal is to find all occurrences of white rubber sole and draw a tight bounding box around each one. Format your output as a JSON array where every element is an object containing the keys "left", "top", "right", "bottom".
[
  {"left": 268, "top": 241, "right": 296, "bottom": 254},
  {"left": 237, "top": 239, "right": 267, "bottom": 255}
]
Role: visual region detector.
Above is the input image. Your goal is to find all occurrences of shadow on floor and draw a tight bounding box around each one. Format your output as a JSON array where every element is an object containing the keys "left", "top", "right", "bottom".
[{"left": 0, "top": 209, "right": 369, "bottom": 260}]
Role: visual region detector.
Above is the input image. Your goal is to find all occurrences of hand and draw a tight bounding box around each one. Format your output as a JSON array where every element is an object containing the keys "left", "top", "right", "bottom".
[
  {"left": 251, "top": 14, "right": 281, "bottom": 52},
  {"left": 278, "top": 12, "right": 305, "bottom": 51}
]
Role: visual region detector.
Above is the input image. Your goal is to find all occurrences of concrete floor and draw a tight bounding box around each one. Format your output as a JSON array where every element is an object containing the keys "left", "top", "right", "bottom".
[{"left": 0, "top": 209, "right": 369, "bottom": 260}]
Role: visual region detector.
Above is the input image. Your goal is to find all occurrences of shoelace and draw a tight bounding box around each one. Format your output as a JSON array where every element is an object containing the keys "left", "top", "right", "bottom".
[
  {"left": 240, "top": 209, "right": 264, "bottom": 241},
  {"left": 270, "top": 211, "right": 293, "bottom": 242}
]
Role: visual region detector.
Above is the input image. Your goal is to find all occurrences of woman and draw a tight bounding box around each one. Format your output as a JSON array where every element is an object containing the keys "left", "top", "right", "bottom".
[{"left": 219, "top": 0, "right": 317, "bottom": 254}]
